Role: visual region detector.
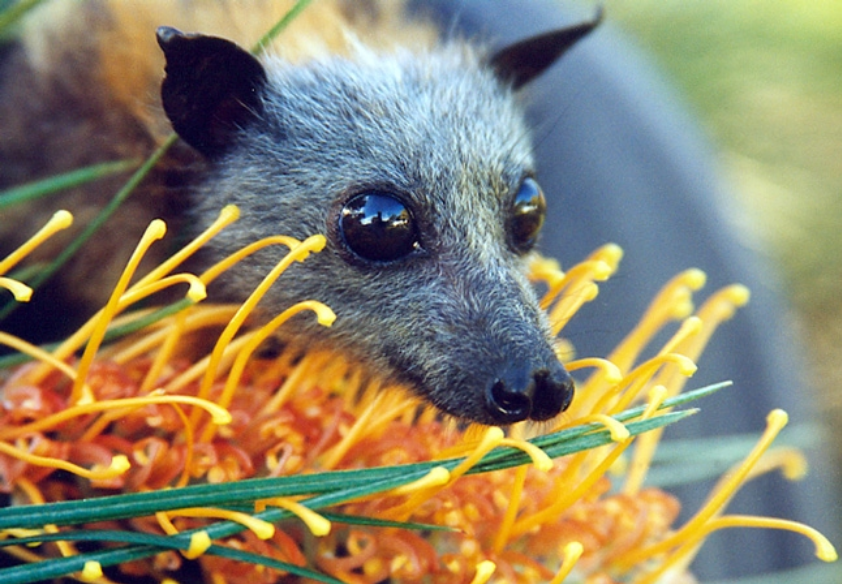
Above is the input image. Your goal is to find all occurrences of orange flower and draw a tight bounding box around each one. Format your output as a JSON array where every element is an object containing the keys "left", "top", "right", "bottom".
[{"left": 0, "top": 210, "right": 836, "bottom": 584}]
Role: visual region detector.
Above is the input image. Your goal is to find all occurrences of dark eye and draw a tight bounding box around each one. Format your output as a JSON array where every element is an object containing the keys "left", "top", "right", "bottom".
[
  {"left": 508, "top": 177, "right": 546, "bottom": 253},
  {"left": 339, "top": 192, "right": 419, "bottom": 262}
]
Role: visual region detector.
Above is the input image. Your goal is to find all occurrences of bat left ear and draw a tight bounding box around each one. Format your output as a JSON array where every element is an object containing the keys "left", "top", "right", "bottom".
[
  {"left": 157, "top": 27, "right": 268, "bottom": 158},
  {"left": 489, "top": 7, "right": 603, "bottom": 90}
]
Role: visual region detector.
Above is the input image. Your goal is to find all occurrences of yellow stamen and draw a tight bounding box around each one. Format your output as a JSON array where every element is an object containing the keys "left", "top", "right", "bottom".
[
  {"left": 0, "top": 332, "right": 80, "bottom": 382},
  {"left": 0, "top": 210, "right": 73, "bottom": 275},
  {"left": 468, "top": 560, "right": 496, "bottom": 584},
  {"left": 72, "top": 219, "right": 167, "bottom": 404},
  {"left": 0, "top": 277, "right": 32, "bottom": 302},
  {"left": 163, "top": 334, "right": 251, "bottom": 395},
  {"left": 195, "top": 234, "right": 326, "bottom": 411},
  {"left": 156, "top": 512, "right": 179, "bottom": 536},
  {"left": 697, "top": 515, "right": 837, "bottom": 562},
  {"left": 80, "top": 561, "right": 103, "bottom": 582},
  {"left": 492, "top": 465, "right": 528, "bottom": 553},
  {"left": 259, "top": 498, "right": 331, "bottom": 536},
  {"left": 607, "top": 269, "right": 706, "bottom": 375},
  {"left": 0, "top": 394, "right": 231, "bottom": 442},
  {"left": 549, "top": 541, "right": 584, "bottom": 584},
  {"left": 185, "top": 531, "right": 213, "bottom": 560},
  {"left": 199, "top": 299, "right": 334, "bottom": 443},
  {"left": 513, "top": 437, "right": 631, "bottom": 538},
  {"left": 133, "top": 205, "right": 240, "bottom": 290},
  {"left": 0, "top": 441, "right": 129, "bottom": 481},
  {"left": 616, "top": 409, "right": 789, "bottom": 571},
  {"left": 388, "top": 467, "right": 451, "bottom": 496},
  {"left": 171, "top": 508, "right": 274, "bottom": 541},
  {"left": 199, "top": 234, "right": 303, "bottom": 285},
  {"left": 13, "top": 476, "right": 76, "bottom": 558},
  {"left": 564, "top": 357, "right": 623, "bottom": 384},
  {"left": 623, "top": 385, "right": 669, "bottom": 495},
  {"left": 499, "top": 437, "right": 554, "bottom": 471},
  {"left": 559, "top": 414, "right": 630, "bottom": 443}
]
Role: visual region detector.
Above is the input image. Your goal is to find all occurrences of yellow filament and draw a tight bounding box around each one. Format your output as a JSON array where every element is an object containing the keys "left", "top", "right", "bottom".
[
  {"left": 549, "top": 541, "right": 584, "bottom": 584},
  {"left": 259, "top": 498, "right": 331, "bottom": 536},
  {"left": 119, "top": 273, "right": 207, "bottom": 306},
  {"left": 388, "top": 467, "right": 451, "bottom": 496},
  {"left": 528, "top": 255, "right": 565, "bottom": 288},
  {"left": 616, "top": 409, "right": 789, "bottom": 569},
  {"left": 155, "top": 512, "right": 179, "bottom": 536},
  {"left": 385, "top": 428, "right": 505, "bottom": 521},
  {"left": 199, "top": 234, "right": 303, "bottom": 285},
  {"left": 449, "top": 427, "right": 505, "bottom": 481},
  {"left": 196, "top": 234, "right": 326, "bottom": 408},
  {"left": 697, "top": 515, "right": 837, "bottom": 561},
  {"left": 110, "top": 305, "right": 239, "bottom": 365},
  {"left": 258, "top": 350, "right": 330, "bottom": 415},
  {"left": 623, "top": 385, "right": 669, "bottom": 495},
  {"left": 468, "top": 560, "right": 496, "bottom": 584},
  {"left": 0, "top": 394, "right": 231, "bottom": 442},
  {"left": 80, "top": 561, "right": 104, "bottom": 582},
  {"left": 199, "top": 299, "right": 334, "bottom": 443},
  {"left": 635, "top": 514, "right": 837, "bottom": 584},
  {"left": 564, "top": 357, "right": 623, "bottom": 384},
  {"left": 0, "top": 210, "right": 73, "bottom": 274},
  {"left": 493, "top": 465, "right": 528, "bottom": 553},
  {"left": 547, "top": 281, "right": 599, "bottom": 336},
  {"left": 597, "top": 353, "right": 696, "bottom": 417},
  {"left": 0, "top": 441, "right": 129, "bottom": 480},
  {"left": 607, "top": 269, "right": 706, "bottom": 374},
  {"left": 512, "top": 438, "right": 631, "bottom": 538},
  {"left": 13, "top": 476, "right": 75, "bottom": 558},
  {"left": 0, "top": 277, "right": 32, "bottom": 301},
  {"left": 0, "top": 332, "right": 79, "bottom": 382},
  {"left": 539, "top": 259, "right": 612, "bottom": 310},
  {"left": 133, "top": 205, "right": 240, "bottom": 290},
  {"left": 139, "top": 309, "right": 190, "bottom": 395},
  {"left": 559, "top": 414, "right": 630, "bottom": 442},
  {"left": 656, "top": 316, "right": 703, "bottom": 358},
  {"left": 72, "top": 219, "right": 167, "bottom": 404},
  {"left": 163, "top": 334, "right": 251, "bottom": 395},
  {"left": 171, "top": 508, "right": 274, "bottom": 540},
  {"left": 185, "top": 531, "right": 213, "bottom": 560},
  {"left": 499, "top": 437, "right": 554, "bottom": 471},
  {"left": 321, "top": 391, "right": 387, "bottom": 470},
  {"left": 664, "top": 284, "right": 751, "bottom": 368}
]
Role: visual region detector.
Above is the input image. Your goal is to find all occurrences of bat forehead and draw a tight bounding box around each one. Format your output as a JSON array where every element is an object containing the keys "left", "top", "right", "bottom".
[{"left": 253, "top": 47, "right": 535, "bottom": 252}]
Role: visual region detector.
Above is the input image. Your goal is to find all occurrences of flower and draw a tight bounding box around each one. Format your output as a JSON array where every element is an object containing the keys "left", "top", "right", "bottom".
[{"left": 0, "top": 208, "right": 835, "bottom": 584}]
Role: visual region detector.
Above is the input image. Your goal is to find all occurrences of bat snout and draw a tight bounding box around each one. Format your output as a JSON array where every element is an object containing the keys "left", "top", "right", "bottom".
[{"left": 484, "top": 358, "right": 575, "bottom": 425}]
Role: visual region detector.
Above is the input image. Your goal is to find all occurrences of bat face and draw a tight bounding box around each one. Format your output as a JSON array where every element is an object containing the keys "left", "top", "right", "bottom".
[{"left": 157, "top": 16, "right": 600, "bottom": 424}]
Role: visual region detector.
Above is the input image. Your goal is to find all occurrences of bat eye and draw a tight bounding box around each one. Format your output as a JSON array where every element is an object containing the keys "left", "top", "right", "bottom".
[
  {"left": 508, "top": 177, "right": 546, "bottom": 253},
  {"left": 339, "top": 192, "right": 419, "bottom": 262}
]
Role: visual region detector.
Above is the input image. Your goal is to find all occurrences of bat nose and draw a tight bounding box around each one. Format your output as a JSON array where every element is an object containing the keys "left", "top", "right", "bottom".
[{"left": 485, "top": 360, "right": 575, "bottom": 424}]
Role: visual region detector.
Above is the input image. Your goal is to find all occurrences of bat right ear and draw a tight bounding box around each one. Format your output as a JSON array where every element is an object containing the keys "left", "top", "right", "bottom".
[
  {"left": 489, "top": 8, "right": 603, "bottom": 90},
  {"left": 157, "top": 27, "right": 268, "bottom": 158}
]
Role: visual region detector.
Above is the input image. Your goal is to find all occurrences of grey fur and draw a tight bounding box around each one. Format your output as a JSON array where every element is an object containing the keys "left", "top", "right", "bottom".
[{"left": 190, "top": 43, "right": 569, "bottom": 423}]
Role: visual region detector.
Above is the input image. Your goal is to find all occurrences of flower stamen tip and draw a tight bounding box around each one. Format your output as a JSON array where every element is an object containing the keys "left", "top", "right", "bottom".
[
  {"left": 185, "top": 531, "right": 212, "bottom": 559},
  {"left": 80, "top": 561, "right": 103, "bottom": 582},
  {"left": 469, "top": 560, "right": 496, "bottom": 584}
]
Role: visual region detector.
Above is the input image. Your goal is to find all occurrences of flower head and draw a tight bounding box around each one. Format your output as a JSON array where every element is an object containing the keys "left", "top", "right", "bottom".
[{"left": 0, "top": 208, "right": 835, "bottom": 584}]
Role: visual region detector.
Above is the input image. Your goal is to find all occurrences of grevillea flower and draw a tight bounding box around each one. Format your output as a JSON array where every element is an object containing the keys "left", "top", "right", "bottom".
[{"left": 0, "top": 207, "right": 836, "bottom": 584}]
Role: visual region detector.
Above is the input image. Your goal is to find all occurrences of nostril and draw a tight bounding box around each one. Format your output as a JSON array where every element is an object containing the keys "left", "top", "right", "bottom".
[
  {"left": 486, "top": 379, "right": 533, "bottom": 424},
  {"left": 529, "top": 367, "right": 575, "bottom": 421}
]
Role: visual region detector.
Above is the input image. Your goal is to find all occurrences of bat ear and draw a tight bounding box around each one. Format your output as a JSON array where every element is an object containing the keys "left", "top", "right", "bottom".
[
  {"left": 157, "top": 27, "right": 268, "bottom": 157},
  {"left": 489, "top": 7, "right": 603, "bottom": 90}
]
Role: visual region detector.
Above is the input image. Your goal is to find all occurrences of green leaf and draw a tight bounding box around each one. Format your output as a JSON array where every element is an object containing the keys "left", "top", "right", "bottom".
[{"left": 0, "top": 159, "right": 139, "bottom": 210}]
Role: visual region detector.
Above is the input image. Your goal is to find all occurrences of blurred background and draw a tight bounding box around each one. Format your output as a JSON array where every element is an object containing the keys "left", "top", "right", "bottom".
[{"left": 606, "top": 0, "right": 842, "bottom": 487}]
